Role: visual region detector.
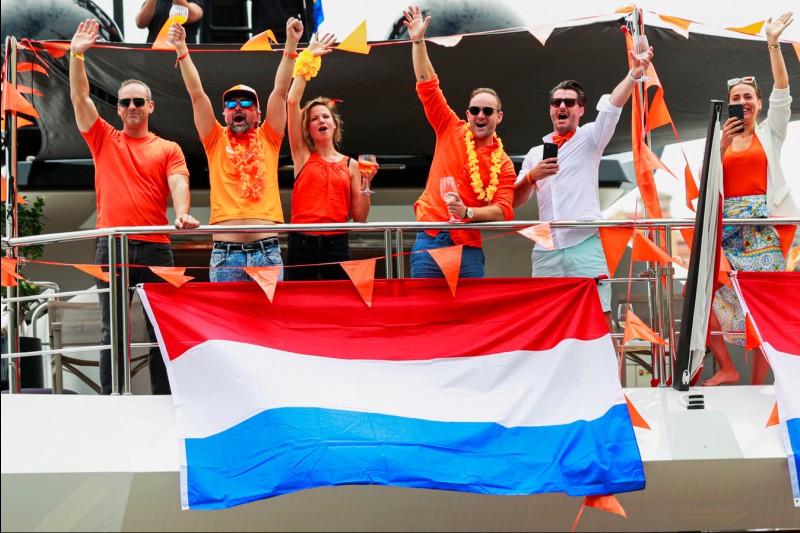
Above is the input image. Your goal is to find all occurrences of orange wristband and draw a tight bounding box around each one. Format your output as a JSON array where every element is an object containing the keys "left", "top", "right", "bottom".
[
  {"left": 175, "top": 52, "right": 188, "bottom": 68},
  {"left": 526, "top": 171, "right": 539, "bottom": 191},
  {"left": 283, "top": 51, "right": 299, "bottom": 58}
]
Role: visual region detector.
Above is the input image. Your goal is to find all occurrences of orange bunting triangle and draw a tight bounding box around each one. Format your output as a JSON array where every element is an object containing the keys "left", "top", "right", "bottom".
[
  {"left": 643, "top": 88, "right": 672, "bottom": 135},
  {"left": 1, "top": 80, "right": 40, "bottom": 118},
  {"left": 241, "top": 29, "right": 276, "bottom": 51},
  {"left": 428, "top": 245, "right": 462, "bottom": 297},
  {"left": 14, "top": 84, "right": 44, "bottom": 97},
  {"left": 744, "top": 313, "right": 762, "bottom": 352},
  {"left": 718, "top": 252, "right": 732, "bottom": 288},
  {"left": 17, "top": 62, "right": 49, "bottom": 77},
  {"left": 775, "top": 225, "right": 796, "bottom": 260},
  {"left": 793, "top": 42, "right": 800, "bottom": 64},
  {"left": 1, "top": 258, "right": 25, "bottom": 286},
  {"left": 625, "top": 395, "right": 651, "bottom": 429},
  {"left": 787, "top": 246, "right": 800, "bottom": 272},
  {"left": 631, "top": 232, "right": 673, "bottom": 264},
  {"left": 336, "top": 20, "right": 371, "bottom": 54},
  {"left": 658, "top": 15, "right": 692, "bottom": 39},
  {"left": 517, "top": 223, "right": 553, "bottom": 249},
  {"left": 584, "top": 494, "right": 628, "bottom": 518},
  {"left": 73, "top": 264, "right": 111, "bottom": 283},
  {"left": 244, "top": 266, "right": 281, "bottom": 303},
  {"left": 726, "top": 20, "right": 765, "bottom": 36},
  {"left": 684, "top": 164, "right": 699, "bottom": 212},
  {"left": 525, "top": 24, "right": 555, "bottom": 46},
  {"left": 149, "top": 266, "right": 193, "bottom": 287},
  {"left": 623, "top": 308, "right": 667, "bottom": 345},
  {"left": 1, "top": 176, "right": 27, "bottom": 204},
  {"left": 341, "top": 258, "right": 377, "bottom": 307},
  {"left": 598, "top": 227, "right": 634, "bottom": 277},
  {"left": 766, "top": 402, "right": 779, "bottom": 428},
  {"left": 38, "top": 42, "right": 70, "bottom": 58}
]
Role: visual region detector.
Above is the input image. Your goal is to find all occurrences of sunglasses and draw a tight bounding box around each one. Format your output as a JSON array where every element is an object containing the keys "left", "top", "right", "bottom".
[
  {"left": 550, "top": 98, "right": 579, "bottom": 108},
  {"left": 224, "top": 99, "right": 255, "bottom": 110},
  {"left": 118, "top": 97, "right": 147, "bottom": 108},
  {"left": 467, "top": 106, "right": 497, "bottom": 116},
  {"left": 727, "top": 76, "right": 757, "bottom": 89}
]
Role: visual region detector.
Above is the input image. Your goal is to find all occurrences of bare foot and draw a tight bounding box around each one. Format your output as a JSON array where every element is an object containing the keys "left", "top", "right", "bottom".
[{"left": 701, "top": 368, "right": 740, "bottom": 386}]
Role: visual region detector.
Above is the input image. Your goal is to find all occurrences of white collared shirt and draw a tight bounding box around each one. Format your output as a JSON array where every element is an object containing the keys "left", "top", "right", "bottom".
[{"left": 516, "top": 94, "right": 622, "bottom": 250}]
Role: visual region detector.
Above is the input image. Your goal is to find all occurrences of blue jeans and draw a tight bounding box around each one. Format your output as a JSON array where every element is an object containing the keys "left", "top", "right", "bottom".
[
  {"left": 95, "top": 238, "right": 173, "bottom": 395},
  {"left": 209, "top": 237, "right": 284, "bottom": 282},
  {"left": 410, "top": 231, "right": 485, "bottom": 279},
  {"left": 286, "top": 233, "right": 351, "bottom": 281}
]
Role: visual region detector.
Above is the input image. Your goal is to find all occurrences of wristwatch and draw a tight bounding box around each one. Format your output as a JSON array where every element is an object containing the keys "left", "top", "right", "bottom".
[{"left": 464, "top": 207, "right": 474, "bottom": 221}]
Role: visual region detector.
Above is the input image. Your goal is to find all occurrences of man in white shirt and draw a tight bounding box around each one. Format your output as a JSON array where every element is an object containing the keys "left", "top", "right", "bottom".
[{"left": 513, "top": 45, "right": 654, "bottom": 338}]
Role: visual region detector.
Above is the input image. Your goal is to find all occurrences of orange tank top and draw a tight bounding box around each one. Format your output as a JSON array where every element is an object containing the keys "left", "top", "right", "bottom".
[
  {"left": 722, "top": 134, "right": 767, "bottom": 198},
  {"left": 291, "top": 152, "right": 352, "bottom": 235}
]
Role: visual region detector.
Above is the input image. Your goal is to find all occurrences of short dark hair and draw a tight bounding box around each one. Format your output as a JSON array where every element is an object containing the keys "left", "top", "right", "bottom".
[
  {"left": 469, "top": 88, "right": 502, "bottom": 112},
  {"left": 549, "top": 80, "right": 586, "bottom": 107}
]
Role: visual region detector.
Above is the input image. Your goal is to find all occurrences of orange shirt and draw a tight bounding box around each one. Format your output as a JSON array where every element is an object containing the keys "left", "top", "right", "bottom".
[
  {"left": 81, "top": 118, "right": 188, "bottom": 243},
  {"left": 415, "top": 77, "right": 515, "bottom": 248},
  {"left": 722, "top": 135, "right": 768, "bottom": 199},
  {"left": 291, "top": 153, "right": 352, "bottom": 235},
  {"left": 202, "top": 121, "right": 284, "bottom": 224}
]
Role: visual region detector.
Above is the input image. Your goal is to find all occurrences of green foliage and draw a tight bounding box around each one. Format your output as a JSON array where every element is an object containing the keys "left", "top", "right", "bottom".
[{"left": 2, "top": 195, "right": 46, "bottom": 319}]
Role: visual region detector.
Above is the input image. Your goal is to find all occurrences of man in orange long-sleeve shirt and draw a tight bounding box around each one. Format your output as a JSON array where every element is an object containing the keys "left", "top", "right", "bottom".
[{"left": 403, "top": 6, "right": 516, "bottom": 278}]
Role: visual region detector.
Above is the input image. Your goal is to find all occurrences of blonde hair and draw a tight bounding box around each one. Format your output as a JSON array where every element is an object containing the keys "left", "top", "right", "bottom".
[{"left": 301, "top": 97, "right": 343, "bottom": 150}]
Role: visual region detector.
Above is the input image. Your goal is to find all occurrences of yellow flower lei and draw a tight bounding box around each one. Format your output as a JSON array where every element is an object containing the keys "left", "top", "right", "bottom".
[
  {"left": 463, "top": 123, "right": 503, "bottom": 202},
  {"left": 293, "top": 49, "right": 321, "bottom": 81},
  {"left": 226, "top": 129, "right": 267, "bottom": 201}
]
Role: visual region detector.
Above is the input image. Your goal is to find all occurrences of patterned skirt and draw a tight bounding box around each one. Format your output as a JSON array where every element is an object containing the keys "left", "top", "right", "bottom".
[{"left": 713, "top": 195, "right": 786, "bottom": 346}]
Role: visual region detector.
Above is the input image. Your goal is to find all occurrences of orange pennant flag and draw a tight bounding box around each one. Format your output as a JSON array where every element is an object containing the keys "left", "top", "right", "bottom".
[
  {"left": 38, "top": 42, "right": 70, "bottom": 58},
  {"left": 341, "top": 258, "right": 377, "bottom": 307},
  {"left": 643, "top": 86, "right": 672, "bottom": 135},
  {"left": 517, "top": 222, "right": 553, "bottom": 249},
  {"left": 684, "top": 163, "right": 699, "bottom": 213},
  {"left": 584, "top": 494, "right": 628, "bottom": 518},
  {"left": 14, "top": 84, "right": 44, "bottom": 97},
  {"left": 658, "top": 15, "right": 692, "bottom": 39},
  {"left": 244, "top": 266, "right": 280, "bottom": 303},
  {"left": 1, "top": 80, "right": 40, "bottom": 118},
  {"left": 623, "top": 308, "right": 667, "bottom": 345},
  {"left": 336, "top": 20, "right": 371, "bottom": 54},
  {"left": 786, "top": 246, "right": 800, "bottom": 272},
  {"left": 149, "top": 266, "right": 193, "bottom": 288},
  {"left": 0, "top": 176, "right": 27, "bottom": 204},
  {"left": 631, "top": 232, "right": 674, "bottom": 264},
  {"left": 775, "top": 225, "right": 796, "bottom": 260},
  {"left": 428, "top": 245, "right": 462, "bottom": 297},
  {"left": 744, "top": 313, "right": 762, "bottom": 352},
  {"left": 73, "top": 264, "right": 111, "bottom": 283},
  {"left": 598, "top": 227, "right": 634, "bottom": 277},
  {"left": 766, "top": 402, "right": 779, "bottom": 428},
  {"left": 726, "top": 20, "right": 765, "bottom": 36},
  {"left": 17, "top": 62, "right": 49, "bottom": 77},
  {"left": 718, "top": 252, "right": 732, "bottom": 288},
  {"left": 241, "top": 29, "right": 276, "bottom": 51},
  {"left": 793, "top": 42, "right": 800, "bottom": 64},
  {"left": 1, "top": 116, "right": 35, "bottom": 130},
  {"left": 639, "top": 142, "right": 675, "bottom": 178},
  {"left": 1, "top": 258, "right": 25, "bottom": 286},
  {"left": 525, "top": 24, "right": 555, "bottom": 46},
  {"left": 625, "top": 395, "right": 651, "bottom": 430}
]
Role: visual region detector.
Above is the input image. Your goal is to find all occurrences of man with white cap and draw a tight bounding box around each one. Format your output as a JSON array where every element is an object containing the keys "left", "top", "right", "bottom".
[{"left": 169, "top": 17, "right": 304, "bottom": 281}]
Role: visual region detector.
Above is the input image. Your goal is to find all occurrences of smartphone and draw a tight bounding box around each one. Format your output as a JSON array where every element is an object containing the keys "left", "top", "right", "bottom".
[
  {"left": 542, "top": 142, "right": 558, "bottom": 160},
  {"left": 728, "top": 104, "right": 744, "bottom": 133}
]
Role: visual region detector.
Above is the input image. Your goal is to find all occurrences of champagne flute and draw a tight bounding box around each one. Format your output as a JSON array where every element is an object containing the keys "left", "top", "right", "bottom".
[
  {"left": 632, "top": 34, "right": 651, "bottom": 82},
  {"left": 165, "top": 3, "right": 190, "bottom": 46},
  {"left": 616, "top": 303, "right": 634, "bottom": 333},
  {"left": 439, "top": 176, "right": 460, "bottom": 223},
  {"left": 358, "top": 154, "right": 377, "bottom": 195}
]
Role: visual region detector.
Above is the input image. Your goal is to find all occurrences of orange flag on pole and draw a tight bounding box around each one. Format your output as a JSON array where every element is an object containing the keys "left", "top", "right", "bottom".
[
  {"left": 623, "top": 308, "right": 667, "bottom": 345},
  {"left": 149, "top": 266, "right": 194, "bottom": 287},
  {"left": 1, "top": 258, "right": 24, "bottom": 286},
  {"left": 631, "top": 232, "right": 673, "bottom": 263},
  {"left": 428, "top": 245, "right": 462, "bottom": 297},
  {"left": 1, "top": 80, "right": 40, "bottom": 117},
  {"left": 244, "top": 266, "right": 281, "bottom": 303},
  {"left": 73, "top": 264, "right": 111, "bottom": 283},
  {"left": 337, "top": 20, "right": 371, "bottom": 54},
  {"left": 341, "top": 258, "right": 377, "bottom": 307}
]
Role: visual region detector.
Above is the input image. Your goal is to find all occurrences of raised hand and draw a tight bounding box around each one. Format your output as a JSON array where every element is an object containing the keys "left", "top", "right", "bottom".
[
  {"left": 71, "top": 19, "right": 99, "bottom": 55},
  {"left": 765, "top": 11, "right": 793, "bottom": 42},
  {"left": 286, "top": 17, "right": 304, "bottom": 46},
  {"left": 403, "top": 5, "right": 430, "bottom": 42},
  {"left": 308, "top": 32, "right": 336, "bottom": 57},
  {"left": 167, "top": 23, "right": 187, "bottom": 52}
]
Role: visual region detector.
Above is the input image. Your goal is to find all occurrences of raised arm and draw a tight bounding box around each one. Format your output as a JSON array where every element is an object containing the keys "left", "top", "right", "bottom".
[
  {"left": 608, "top": 43, "right": 653, "bottom": 107},
  {"left": 168, "top": 23, "right": 216, "bottom": 139},
  {"left": 403, "top": 6, "right": 435, "bottom": 82},
  {"left": 265, "top": 17, "right": 302, "bottom": 135},
  {"left": 766, "top": 12, "right": 793, "bottom": 90},
  {"left": 69, "top": 19, "right": 100, "bottom": 133}
]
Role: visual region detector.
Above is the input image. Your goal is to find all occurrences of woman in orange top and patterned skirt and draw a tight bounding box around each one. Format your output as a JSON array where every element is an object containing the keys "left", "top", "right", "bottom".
[
  {"left": 285, "top": 34, "right": 375, "bottom": 280},
  {"left": 703, "top": 12, "right": 798, "bottom": 386}
]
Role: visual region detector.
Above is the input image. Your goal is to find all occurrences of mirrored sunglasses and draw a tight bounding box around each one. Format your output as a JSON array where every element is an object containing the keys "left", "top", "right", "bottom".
[
  {"left": 550, "top": 98, "right": 578, "bottom": 108},
  {"left": 467, "top": 106, "right": 496, "bottom": 116},
  {"left": 118, "top": 97, "right": 147, "bottom": 108},
  {"left": 224, "top": 99, "right": 255, "bottom": 110}
]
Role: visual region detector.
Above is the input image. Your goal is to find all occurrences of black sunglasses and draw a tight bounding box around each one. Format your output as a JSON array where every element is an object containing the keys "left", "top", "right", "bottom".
[
  {"left": 118, "top": 97, "right": 147, "bottom": 108},
  {"left": 550, "top": 98, "right": 578, "bottom": 108},
  {"left": 224, "top": 99, "right": 255, "bottom": 110},
  {"left": 468, "top": 106, "right": 497, "bottom": 116}
]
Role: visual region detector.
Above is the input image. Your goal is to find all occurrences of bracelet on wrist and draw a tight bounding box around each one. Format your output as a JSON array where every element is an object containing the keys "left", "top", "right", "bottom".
[
  {"left": 413, "top": 40, "right": 423, "bottom": 45},
  {"left": 174, "top": 51, "right": 188, "bottom": 68},
  {"left": 71, "top": 51, "right": 85, "bottom": 61},
  {"left": 628, "top": 69, "right": 646, "bottom": 82},
  {"left": 768, "top": 43, "right": 781, "bottom": 50},
  {"left": 283, "top": 51, "right": 299, "bottom": 58}
]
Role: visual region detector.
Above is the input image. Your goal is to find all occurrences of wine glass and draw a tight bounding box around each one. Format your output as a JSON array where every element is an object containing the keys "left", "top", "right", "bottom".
[
  {"left": 165, "top": 4, "right": 190, "bottom": 46},
  {"left": 632, "top": 34, "right": 651, "bottom": 82},
  {"left": 358, "top": 154, "right": 377, "bottom": 195},
  {"left": 616, "top": 303, "right": 634, "bottom": 333},
  {"left": 439, "top": 176, "right": 460, "bottom": 223}
]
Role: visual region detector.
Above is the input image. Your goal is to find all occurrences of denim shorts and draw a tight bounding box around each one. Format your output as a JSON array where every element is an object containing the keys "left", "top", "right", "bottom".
[
  {"left": 532, "top": 234, "right": 611, "bottom": 311},
  {"left": 410, "top": 231, "right": 485, "bottom": 279},
  {"left": 210, "top": 237, "right": 284, "bottom": 282}
]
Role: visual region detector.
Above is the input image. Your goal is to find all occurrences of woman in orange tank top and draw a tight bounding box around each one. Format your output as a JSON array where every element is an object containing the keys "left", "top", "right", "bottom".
[
  {"left": 703, "top": 12, "right": 796, "bottom": 387},
  {"left": 285, "top": 34, "right": 375, "bottom": 280}
]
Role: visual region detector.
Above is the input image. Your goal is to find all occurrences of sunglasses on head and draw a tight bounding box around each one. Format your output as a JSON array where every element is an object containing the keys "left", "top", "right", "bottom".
[
  {"left": 467, "top": 106, "right": 497, "bottom": 116},
  {"left": 224, "top": 99, "right": 255, "bottom": 110},
  {"left": 550, "top": 98, "right": 578, "bottom": 108},
  {"left": 118, "top": 97, "right": 147, "bottom": 108},
  {"left": 727, "top": 76, "right": 757, "bottom": 89}
]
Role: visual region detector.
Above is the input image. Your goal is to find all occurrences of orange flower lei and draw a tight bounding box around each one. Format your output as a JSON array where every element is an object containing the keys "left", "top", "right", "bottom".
[
  {"left": 464, "top": 123, "right": 503, "bottom": 202},
  {"left": 226, "top": 129, "right": 266, "bottom": 200}
]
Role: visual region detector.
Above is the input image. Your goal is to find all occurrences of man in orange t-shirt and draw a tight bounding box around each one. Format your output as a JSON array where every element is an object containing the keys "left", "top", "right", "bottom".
[
  {"left": 70, "top": 20, "right": 200, "bottom": 395},
  {"left": 403, "top": 6, "right": 516, "bottom": 279}
]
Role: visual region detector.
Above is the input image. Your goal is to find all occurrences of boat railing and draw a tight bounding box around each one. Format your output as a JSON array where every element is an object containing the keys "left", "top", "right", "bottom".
[{"left": 3, "top": 216, "right": 797, "bottom": 394}]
